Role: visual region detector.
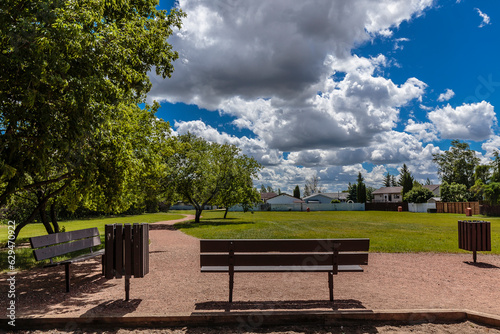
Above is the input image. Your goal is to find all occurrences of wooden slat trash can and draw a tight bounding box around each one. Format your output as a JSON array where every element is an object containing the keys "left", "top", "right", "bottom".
[
  {"left": 104, "top": 224, "right": 149, "bottom": 300},
  {"left": 458, "top": 220, "right": 491, "bottom": 263}
]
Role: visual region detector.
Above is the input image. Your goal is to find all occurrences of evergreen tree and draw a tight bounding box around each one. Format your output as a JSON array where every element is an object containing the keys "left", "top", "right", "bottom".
[
  {"left": 293, "top": 185, "right": 301, "bottom": 198},
  {"left": 391, "top": 175, "right": 397, "bottom": 187},
  {"left": 398, "top": 164, "right": 414, "bottom": 201},
  {"left": 357, "top": 172, "right": 367, "bottom": 203},
  {"left": 384, "top": 172, "right": 392, "bottom": 187}
]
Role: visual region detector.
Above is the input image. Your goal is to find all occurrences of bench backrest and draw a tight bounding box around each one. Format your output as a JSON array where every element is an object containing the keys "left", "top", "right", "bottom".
[
  {"left": 200, "top": 239, "right": 369, "bottom": 267},
  {"left": 30, "top": 228, "right": 101, "bottom": 261}
]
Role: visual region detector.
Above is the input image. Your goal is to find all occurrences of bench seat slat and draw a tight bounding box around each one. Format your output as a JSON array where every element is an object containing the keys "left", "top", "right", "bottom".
[
  {"left": 201, "top": 264, "right": 364, "bottom": 273},
  {"left": 201, "top": 239, "right": 369, "bottom": 253},
  {"left": 44, "top": 249, "right": 105, "bottom": 267},
  {"left": 30, "top": 228, "right": 100, "bottom": 249},
  {"left": 33, "top": 236, "right": 101, "bottom": 261},
  {"left": 201, "top": 253, "right": 368, "bottom": 267}
]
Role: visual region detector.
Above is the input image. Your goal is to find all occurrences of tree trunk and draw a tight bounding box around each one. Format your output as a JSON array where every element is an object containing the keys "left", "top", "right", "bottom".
[
  {"left": 50, "top": 203, "right": 60, "bottom": 233},
  {"left": 224, "top": 207, "right": 228, "bottom": 219},
  {"left": 195, "top": 208, "right": 202, "bottom": 223},
  {"left": 39, "top": 202, "right": 54, "bottom": 235},
  {"left": 12, "top": 180, "right": 70, "bottom": 241}
]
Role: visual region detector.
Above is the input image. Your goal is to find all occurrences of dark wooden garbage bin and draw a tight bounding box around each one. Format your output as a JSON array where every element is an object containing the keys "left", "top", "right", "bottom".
[
  {"left": 458, "top": 220, "right": 491, "bottom": 263},
  {"left": 104, "top": 223, "right": 149, "bottom": 300}
]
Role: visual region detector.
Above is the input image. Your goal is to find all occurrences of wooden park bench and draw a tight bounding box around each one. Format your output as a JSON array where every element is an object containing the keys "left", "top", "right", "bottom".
[
  {"left": 30, "top": 227, "right": 104, "bottom": 292},
  {"left": 200, "top": 238, "right": 369, "bottom": 302}
]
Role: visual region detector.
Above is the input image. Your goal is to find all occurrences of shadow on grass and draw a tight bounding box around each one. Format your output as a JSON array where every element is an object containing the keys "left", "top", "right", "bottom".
[
  {"left": 194, "top": 299, "right": 366, "bottom": 312},
  {"left": 175, "top": 219, "right": 255, "bottom": 230}
]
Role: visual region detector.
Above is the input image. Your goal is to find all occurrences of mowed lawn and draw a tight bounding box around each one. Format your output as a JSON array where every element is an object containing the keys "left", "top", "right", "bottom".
[
  {"left": 0, "top": 212, "right": 185, "bottom": 271},
  {"left": 0, "top": 212, "right": 185, "bottom": 245},
  {"left": 175, "top": 210, "right": 500, "bottom": 254}
]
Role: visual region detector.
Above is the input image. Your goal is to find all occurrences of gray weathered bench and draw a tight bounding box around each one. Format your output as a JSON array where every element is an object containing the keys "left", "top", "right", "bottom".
[
  {"left": 200, "top": 238, "right": 369, "bottom": 302},
  {"left": 30, "top": 227, "right": 104, "bottom": 292}
]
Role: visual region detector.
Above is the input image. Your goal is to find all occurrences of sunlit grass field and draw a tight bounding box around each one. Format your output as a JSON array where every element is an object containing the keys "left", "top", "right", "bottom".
[
  {"left": 1, "top": 210, "right": 499, "bottom": 272},
  {"left": 0, "top": 212, "right": 184, "bottom": 271},
  {"left": 175, "top": 210, "right": 500, "bottom": 254}
]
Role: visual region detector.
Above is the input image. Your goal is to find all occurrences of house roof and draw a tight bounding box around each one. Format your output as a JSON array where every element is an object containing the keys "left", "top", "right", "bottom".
[
  {"left": 267, "top": 193, "right": 304, "bottom": 203},
  {"left": 423, "top": 184, "right": 440, "bottom": 192},
  {"left": 260, "top": 192, "right": 277, "bottom": 200},
  {"left": 303, "top": 192, "right": 348, "bottom": 200},
  {"left": 372, "top": 187, "right": 402, "bottom": 195}
]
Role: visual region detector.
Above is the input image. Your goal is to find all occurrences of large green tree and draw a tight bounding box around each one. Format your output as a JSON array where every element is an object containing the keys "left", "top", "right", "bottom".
[
  {"left": 168, "top": 134, "right": 261, "bottom": 223},
  {"left": 440, "top": 181, "right": 471, "bottom": 202},
  {"left": 432, "top": 140, "right": 479, "bottom": 188},
  {"left": 1, "top": 0, "right": 184, "bottom": 238},
  {"left": 403, "top": 186, "right": 434, "bottom": 203}
]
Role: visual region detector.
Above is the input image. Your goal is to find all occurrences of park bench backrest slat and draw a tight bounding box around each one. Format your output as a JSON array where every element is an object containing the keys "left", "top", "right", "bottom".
[
  {"left": 200, "top": 239, "right": 369, "bottom": 253},
  {"left": 32, "top": 235, "right": 101, "bottom": 261},
  {"left": 201, "top": 252, "right": 368, "bottom": 267},
  {"left": 30, "top": 228, "right": 100, "bottom": 249}
]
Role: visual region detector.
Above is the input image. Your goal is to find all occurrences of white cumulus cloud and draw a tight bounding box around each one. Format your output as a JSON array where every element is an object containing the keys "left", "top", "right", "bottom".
[{"left": 427, "top": 101, "right": 496, "bottom": 141}]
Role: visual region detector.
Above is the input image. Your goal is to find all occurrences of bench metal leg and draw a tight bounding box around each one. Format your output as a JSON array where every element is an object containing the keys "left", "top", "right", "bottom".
[
  {"left": 125, "top": 276, "right": 130, "bottom": 301},
  {"left": 328, "top": 272, "right": 334, "bottom": 302},
  {"left": 65, "top": 263, "right": 71, "bottom": 293},
  {"left": 229, "top": 272, "right": 234, "bottom": 303}
]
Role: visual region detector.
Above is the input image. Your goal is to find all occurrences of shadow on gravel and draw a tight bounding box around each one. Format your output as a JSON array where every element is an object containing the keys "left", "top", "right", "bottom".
[
  {"left": 80, "top": 299, "right": 141, "bottom": 318},
  {"left": 194, "top": 299, "right": 366, "bottom": 312},
  {"left": 464, "top": 261, "right": 500, "bottom": 269}
]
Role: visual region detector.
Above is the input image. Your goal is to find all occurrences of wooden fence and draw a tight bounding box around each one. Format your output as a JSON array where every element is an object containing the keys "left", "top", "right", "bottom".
[{"left": 436, "top": 202, "right": 481, "bottom": 215}]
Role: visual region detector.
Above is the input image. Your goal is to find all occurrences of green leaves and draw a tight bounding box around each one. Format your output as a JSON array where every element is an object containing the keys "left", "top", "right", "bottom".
[
  {"left": 167, "top": 134, "right": 262, "bottom": 222},
  {"left": 432, "top": 140, "right": 479, "bottom": 189},
  {"left": 1, "top": 0, "right": 184, "bottom": 237}
]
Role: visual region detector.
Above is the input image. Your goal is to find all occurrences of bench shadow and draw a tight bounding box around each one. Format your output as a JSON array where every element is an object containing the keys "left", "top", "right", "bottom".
[
  {"left": 80, "top": 299, "right": 141, "bottom": 318},
  {"left": 194, "top": 299, "right": 366, "bottom": 312},
  {"left": 464, "top": 261, "right": 500, "bottom": 269},
  {"left": 1, "top": 260, "right": 116, "bottom": 317}
]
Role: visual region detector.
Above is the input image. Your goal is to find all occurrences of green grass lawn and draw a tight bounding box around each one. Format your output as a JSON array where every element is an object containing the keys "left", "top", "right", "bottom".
[
  {"left": 175, "top": 210, "right": 500, "bottom": 254},
  {"left": 2, "top": 210, "right": 499, "bottom": 272},
  {"left": 0, "top": 212, "right": 185, "bottom": 272},
  {"left": 0, "top": 212, "right": 185, "bottom": 245}
]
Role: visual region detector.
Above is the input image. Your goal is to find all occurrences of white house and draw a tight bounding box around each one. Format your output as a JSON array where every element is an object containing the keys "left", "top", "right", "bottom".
[
  {"left": 267, "top": 193, "right": 304, "bottom": 205},
  {"left": 372, "top": 187, "right": 403, "bottom": 203},
  {"left": 372, "top": 185, "right": 441, "bottom": 203},
  {"left": 303, "top": 192, "right": 349, "bottom": 204}
]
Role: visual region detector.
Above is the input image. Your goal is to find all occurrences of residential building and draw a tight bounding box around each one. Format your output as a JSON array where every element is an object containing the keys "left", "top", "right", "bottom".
[
  {"left": 372, "top": 185, "right": 441, "bottom": 203},
  {"left": 303, "top": 192, "right": 349, "bottom": 204},
  {"left": 260, "top": 192, "right": 277, "bottom": 203},
  {"left": 267, "top": 193, "right": 304, "bottom": 205}
]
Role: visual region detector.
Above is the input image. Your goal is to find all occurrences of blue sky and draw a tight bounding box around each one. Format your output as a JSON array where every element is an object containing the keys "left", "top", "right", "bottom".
[{"left": 148, "top": 0, "right": 500, "bottom": 194}]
